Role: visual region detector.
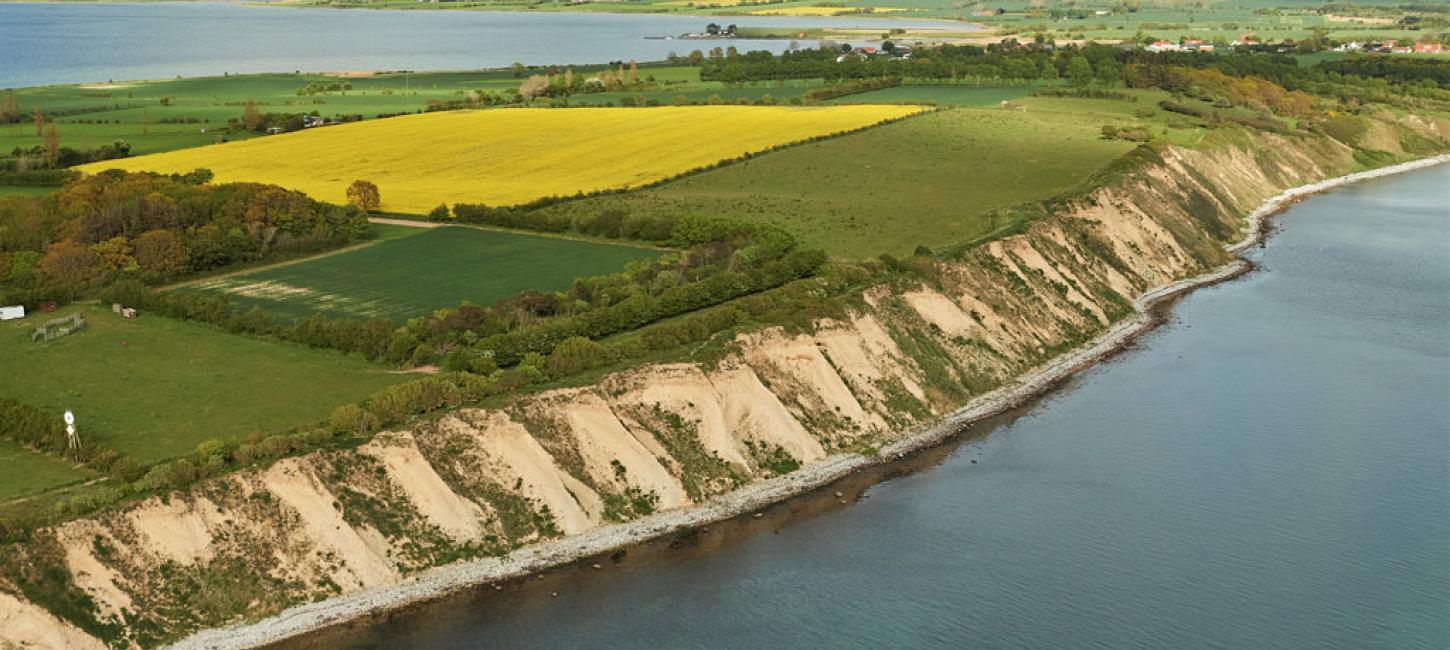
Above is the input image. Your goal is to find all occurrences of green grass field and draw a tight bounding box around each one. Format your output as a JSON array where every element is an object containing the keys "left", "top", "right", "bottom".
[
  {"left": 0, "top": 305, "right": 412, "bottom": 464},
  {"left": 0, "top": 185, "right": 57, "bottom": 198},
  {"left": 2, "top": 66, "right": 703, "bottom": 157},
  {"left": 185, "top": 226, "right": 661, "bottom": 322},
  {"left": 534, "top": 103, "right": 1137, "bottom": 258},
  {"left": 0, "top": 441, "right": 94, "bottom": 502},
  {"left": 832, "top": 85, "right": 1034, "bottom": 107}
]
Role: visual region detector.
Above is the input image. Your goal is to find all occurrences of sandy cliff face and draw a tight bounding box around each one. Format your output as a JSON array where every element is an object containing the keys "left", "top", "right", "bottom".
[{"left": 0, "top": 130, "right": 1410, "bottom": 649}]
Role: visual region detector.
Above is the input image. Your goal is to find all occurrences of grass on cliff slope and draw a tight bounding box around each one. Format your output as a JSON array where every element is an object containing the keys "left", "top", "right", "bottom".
[
  {"left": 0, "top": 305, "right": 411, "bottom": 465},
  {"left": 533, "top": 104, "right": 1138, "bottom": 258},
  {"left": 182, "top": 225, "right": 661, "bottom": 322}
]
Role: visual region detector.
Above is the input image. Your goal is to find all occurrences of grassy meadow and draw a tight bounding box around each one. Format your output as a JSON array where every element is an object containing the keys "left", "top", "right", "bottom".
[
  {"left": 533, "top": 96, "right": 1150, "bottom": 258},
  {"left": 184, "top": 226, "right": 661, "bottom": 322},
  {"left": 2, "top": 66, "right": 703, "bottom": 158},
  {"left": 0, "top": 441, "right": 94, "bottom": 502},
  {"left": 830, "top": 85, "right": 1034, "bottom": 107},
  {"left": 80, "top": 104, "right": 926, "bottom": 213},
  {"left": 0, "top": 186, "right": 57, "bottom": 198},
  {"left": 0, "top": 305, "right": 412, "bottom": 464}
]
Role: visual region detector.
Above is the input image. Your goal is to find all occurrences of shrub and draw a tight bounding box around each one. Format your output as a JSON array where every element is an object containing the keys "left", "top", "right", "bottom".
[
  {"left": 545, "top": 336, "right": 612, "bottom": 378},
  {"left": 108, "top": 457, "right": 143, "bottom": 483}
]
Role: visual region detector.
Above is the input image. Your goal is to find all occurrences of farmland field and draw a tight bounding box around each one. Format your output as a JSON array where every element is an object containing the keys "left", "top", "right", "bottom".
[
  {"left": 2, "top": 68, "right": 663, "bottom": 157},
  {"left": 0, "top": 305, "right": 411, "bottom": 464},
  {"left": 534, "top": 103, "right": 1140, "bottom": 258},
  {"left": 80, "top": 104, "right": 927, "bottom": 213},
  {"left": 185, "top": 225, "right": 661, "bottom": 322}
]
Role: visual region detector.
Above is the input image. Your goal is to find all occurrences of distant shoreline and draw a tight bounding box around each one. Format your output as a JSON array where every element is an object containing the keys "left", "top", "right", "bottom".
[{"left": 165, "top": 150, "right": 1450, "bottom": 650}]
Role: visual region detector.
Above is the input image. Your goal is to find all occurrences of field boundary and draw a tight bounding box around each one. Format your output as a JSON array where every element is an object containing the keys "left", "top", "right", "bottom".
[
  {"left": 367, "top": 217, "right": 678, "bottom": 252},
  {"left": 159, "top": 238, "right": 391, "bottom": 291}
]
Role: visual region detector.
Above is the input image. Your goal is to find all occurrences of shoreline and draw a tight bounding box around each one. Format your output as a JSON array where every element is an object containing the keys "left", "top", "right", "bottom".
[{"left": 168, "top": 153, "right": 1450, "bottom": 650}]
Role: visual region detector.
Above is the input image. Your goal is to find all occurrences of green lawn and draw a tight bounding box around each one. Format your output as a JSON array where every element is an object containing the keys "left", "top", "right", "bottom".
[
  {"left": 0, "top": 305, "right": 412, "bottom": 464},
  {"left": 0, "top": 441, "right": 94, "bottom": 502},
  {"left": 185, "top": 226, "right": 661, "bottom": 322},
  {"left": 534, "top": 104, "right": 1136, "bottom": 258}
]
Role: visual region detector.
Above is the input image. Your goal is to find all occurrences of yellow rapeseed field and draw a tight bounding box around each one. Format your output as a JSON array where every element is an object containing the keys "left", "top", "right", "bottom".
[{"left": 82, "top": 105, "right": 925, "bottom": 213}]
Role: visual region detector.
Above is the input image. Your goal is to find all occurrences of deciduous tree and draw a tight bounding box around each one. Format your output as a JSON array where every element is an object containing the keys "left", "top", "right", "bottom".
[
  {"left": 42, "top": 124, "right": 60, "bottom": 168},
  {"left": 133, "top": 229, "right": 191, "bottom": 281},
  {"left": 519, "top": 74, "right": 550, "bottom": 101},
  {"left": 37, "top": 240, "right": 103, "bottom": 295},
  {"left": 1065, "top": 56, "right": 1095, "bottom": 87},
  {"left": 242, "top": 100, "right": 262, "bottom": 131},
  {"left": 346, "top": 179, "right": 381, "bottom": 211}
]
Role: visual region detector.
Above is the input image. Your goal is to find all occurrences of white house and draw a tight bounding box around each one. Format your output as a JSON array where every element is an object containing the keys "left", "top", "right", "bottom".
[{"left": 0, "top": 305, "right": 25, "bottom": 321}]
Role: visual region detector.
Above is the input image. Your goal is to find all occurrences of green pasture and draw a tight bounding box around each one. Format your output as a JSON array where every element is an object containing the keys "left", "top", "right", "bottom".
[
  {"left": 2, "top": 67, "right": 704, "bottom": 157},
  {"left": 0, "top": 441, "right": 94, "bottom": 502},
  {"left": 832, "top": 85, "right": 1034, "bottom": 107},
  {"left": 0, "top": 186, "right": 57, "bottom": 198},
  {"left": 535, "top": 102, "right": 1137, "bottom": 258},
  {"left": 0, "top": 305, "right": 411, "bottom": 465},
  {"left": 185, "top": 226, "right": 661, "bottom": 322}
]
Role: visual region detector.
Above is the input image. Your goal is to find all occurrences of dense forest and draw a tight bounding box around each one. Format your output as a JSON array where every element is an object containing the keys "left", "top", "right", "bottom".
[{"left": 0, "top": 170, "right": 369, "bottom": 306}]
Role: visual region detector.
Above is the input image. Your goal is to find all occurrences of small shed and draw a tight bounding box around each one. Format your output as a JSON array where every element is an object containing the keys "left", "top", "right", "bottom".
[{"left": 0, "top": 305, "right": 24, "bottom": 321}]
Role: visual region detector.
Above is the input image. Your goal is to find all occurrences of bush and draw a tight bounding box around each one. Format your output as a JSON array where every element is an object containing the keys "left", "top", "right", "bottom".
[
  {"left": 108, "top": 457, "right": 143, "bottom": 483},
  {"left": 545, "top": 336, "right": 612, "bottom": 378}
]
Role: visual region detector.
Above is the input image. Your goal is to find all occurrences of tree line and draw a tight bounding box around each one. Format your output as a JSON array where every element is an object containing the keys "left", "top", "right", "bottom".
[
  {"left": 691, "top": 43, "right": 1448, "bottom": 106},
  {"left": 0, "top": 170, "right": 369, "bottom": 307}
]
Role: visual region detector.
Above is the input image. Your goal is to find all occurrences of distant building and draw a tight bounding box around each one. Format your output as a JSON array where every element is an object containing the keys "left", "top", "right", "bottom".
[
  {"left": 1413, "top": 42, "right": 1443, "bottom": 54},
  {"left": 0, "top": 305, "right": 24, "bottom": 321}
]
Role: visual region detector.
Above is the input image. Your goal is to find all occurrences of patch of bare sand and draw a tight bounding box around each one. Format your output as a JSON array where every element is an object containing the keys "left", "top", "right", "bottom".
[
  {"left": 814, "top": 315, "right": 927, "bottom": 409},
  {"left": 363, "top": 433, "right": 486, "bottom": 541},
  {"left": 559, "top": 393, "right": 690, "bottom": 509},
  {"left": 455, "top": 411, "right": 600, "bottom": 534},
  {"left": 607, "top": 364, "right": 752, "bottom": 469},
  {"left": 54, "top": 522, "right": 132, "bottom": 623},
  {"left": 904, "top": 287, "right": 982, "bottom": 338},
  {"left": 707, "top": 361, "right": 827, "bottom": 463},
  {"left": 127, "top": 495, "right": 226, "bottom": 566},
  {"left": 261, "top": 459, "right": 396, "bottom": 591},
  {"left": 741, "top": 330, "right": 884, "bottom": 434},
  {"left": 0, "top": 591, "right": 107, "bottom": 650}
]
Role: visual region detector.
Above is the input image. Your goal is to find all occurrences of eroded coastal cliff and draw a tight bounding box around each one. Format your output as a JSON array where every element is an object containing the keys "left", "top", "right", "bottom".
[{"left": 3, "top": 116, "right": 1448, "bottom": 650}]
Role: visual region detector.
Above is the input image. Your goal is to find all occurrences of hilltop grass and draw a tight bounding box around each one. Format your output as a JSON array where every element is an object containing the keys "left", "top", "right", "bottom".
[
  {"left": 81, "top": 104, "right": 925, "bottom": 213},
  {"left": 0, "top": 305, "right": 411, "bottom": 465},
  {"left": 183, "top": 226, "right": 661, "bottom": 322},
  {"left": 533, "top": 103, "right": 1138, "bottom": 258}
]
